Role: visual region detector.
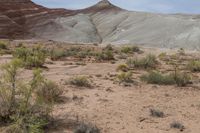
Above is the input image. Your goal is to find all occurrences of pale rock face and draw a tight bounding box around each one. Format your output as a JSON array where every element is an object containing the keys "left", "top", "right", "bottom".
[{"left": 1, "top": 0, "right": 200, "bottom": 49}]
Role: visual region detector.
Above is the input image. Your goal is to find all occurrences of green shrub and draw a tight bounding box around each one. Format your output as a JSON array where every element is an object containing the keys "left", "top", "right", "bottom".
[
  {"left": 116, "top": 64, "right": 129, "bottom": 72},
  {"left": 35, "top": 78, "right": 63, "bottom": 103},
  {"left": 121, "top": 46, "right": 132, "bottom": 54},
  {"left": 126, "top": 58, "right": 135, "bottom": 68},
  {"left": 14, "top": 46, "right": 46, "bottom": 69},
  {"left": 96, "top": 50, "right": 114, "bottom": 61},
  {"left": 50, "top": 49, "right": 66, "bottom": 61},
  {"left": 76, "top": 49, "right": 93, "bottom": 59},
  {"left": 127, "top": 54, "right": 157, "bottom": 69},
  {"left": 117, "top": 72, "right": 133, "bottom": 83},
  {"left": 0, "top": 60, "right": 59, "bottom": 132},
  {"left": 69, "top": 47, "right": 82, "bottom": 53},
  {"left": 158, "top": 52, "right": 167, "bottom": 60},
  {"left": 121, "top": 46, "right": 140, "bottom": 54},
  {"left": 187, "top": 60, "right": 200, "bottom": 72},
  {"left": 49, "top": 47, "right": 95, "bottom": 60},
  {"left": 141, "top": 71, "right": 175, "bottom": 85},
  {"left": 0, "top": 41, "right": 7, "bottom": 50},
  {"left": 69, "top": 76, "right": 91, "bottom": 87},
  {"left": 172, "top": 72, "right": 191, "bottom": 87},
  {"left": 0, "top": 41, "right": 11, "bottom": 55},
  {"left": 141, "top": 71, "right": 191, "bottom": 87}
]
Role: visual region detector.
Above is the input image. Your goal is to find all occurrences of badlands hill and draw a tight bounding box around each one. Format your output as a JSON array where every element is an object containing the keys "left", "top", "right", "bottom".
[{"left": 1, "top": 0, "right": 200, "bottom": 49}]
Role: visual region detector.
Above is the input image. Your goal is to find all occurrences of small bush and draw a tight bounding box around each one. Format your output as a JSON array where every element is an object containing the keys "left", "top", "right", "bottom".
[
  {"left": 132, "top": 46, "right": 140, "bottom": 53},
  {"left": 35, "top": 78, "right": 63, "bottom": 103},
  {"left": 74, "top": 122, "right": 100, "bottom": 133},
  {"left": 49, "top": 47, "right": 95, "bottom": 60},
  {"left": 127, "top": 54, "right": 157, "bottom": 69},
  {"left": 141, "top": 71, "right": 191, "bottom": 87},
  {"left": 126, "top": 58, "right": 135, "bottom": 68},
  {"left": 116, "top": 64, "right": 129, "bottom": 72},
  {"left": 158, "top": 52, "right": 167, "bottom": 60},
  {"left": 13, "top": 46, "right": 46, "bottom": 69},
  {"left": 0, "top": 60, "right": 58, "bottom": 132},
  {"left": 50, "top": 49, "right": 66, "bottom": 61},
  {"left": 69, "top": 76, "right": 91, "bottom": 87},
  {"left": 170, "top": 121, "right": 185, "bottom": 131},
  {"left": 141, "top": 71, "right": 175, "bottom": 85},
  {"left": 0, "top": 41, "right": 11, "bottom": 55},
  {"left": 187, "top": 60, "right": 200, "bottom": 72},
  {"left": 178, "top": 48, "right": 185, "bottom": 55},
  {"left": 121, "top": 46, "right": 140, "bottom": 54},
  {"left": 0, "top": 41, "right": 7, "bottom": 50},
  {"left": 121, "top": 46, "right": 132, "bottom": 54},
  {"left": 172, "top": 72, "right": 191, "bottom": 87},
  {"left": 117, "top": 72, "right": 133, "bottom": 83},
  {"left": 96, "top": 50, "right": 114, "bottom": 61},
  {"left": 150, "top": 109, "right": 164, "bottom": 118},
  {"left": 103, "top": 44, "right": 113, "bottom": 51},
  {"left": 76, "top": 49, "right": 93, "bottom": 59}
]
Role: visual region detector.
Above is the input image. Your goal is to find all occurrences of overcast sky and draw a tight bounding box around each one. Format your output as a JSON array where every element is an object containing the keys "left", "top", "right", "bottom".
[{"left": 32, "top": 0, "right": 200, "bottom": 14}]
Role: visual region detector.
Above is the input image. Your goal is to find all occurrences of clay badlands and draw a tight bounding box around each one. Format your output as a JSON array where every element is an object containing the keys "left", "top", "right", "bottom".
[
  {"left": 1, "top": 0, "right": 200, "bottom": 133},
  {"left": 1, "top": 0, "right": 200, "bottom": 49}
]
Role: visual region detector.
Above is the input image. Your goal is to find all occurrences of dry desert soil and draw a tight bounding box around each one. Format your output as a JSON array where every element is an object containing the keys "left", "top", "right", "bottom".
[{"left": 0, "top": 41, "right": 200, "bottom": 133}]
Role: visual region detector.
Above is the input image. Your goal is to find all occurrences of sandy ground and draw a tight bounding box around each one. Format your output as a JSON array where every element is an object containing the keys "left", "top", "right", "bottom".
[{"left": 1, "top": 47, "right": 200, "bottom": 133}]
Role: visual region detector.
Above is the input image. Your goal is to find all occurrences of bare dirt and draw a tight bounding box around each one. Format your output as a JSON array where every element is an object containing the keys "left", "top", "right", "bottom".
[{"left": 1, "top": 44, "right": 200, "bottom": 133}]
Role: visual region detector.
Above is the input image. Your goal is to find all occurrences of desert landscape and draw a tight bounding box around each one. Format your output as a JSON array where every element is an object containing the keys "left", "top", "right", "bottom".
[
  {"left": 1, "top": 0, "right": 200, "bottom": 133},
  {"left": 0, "top": 40, "right": 200, "bottom": 133}
]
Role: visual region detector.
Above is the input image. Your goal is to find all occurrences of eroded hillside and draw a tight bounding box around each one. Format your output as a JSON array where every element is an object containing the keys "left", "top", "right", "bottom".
[{"left": 1, "top": 0, "right": 200, "bottom": 49}]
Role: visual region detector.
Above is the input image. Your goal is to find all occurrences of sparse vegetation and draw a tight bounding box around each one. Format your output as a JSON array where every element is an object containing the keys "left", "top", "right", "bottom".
[
  {"left": 141, "top": 70, "right": 191, "bottom": 87},
  {"left": 13, "top": 46, "right": 46, "bottom": 69},
  {"left": 121, "top": 46, "right": 140, "bottom": 54},
  {"left": 187, "top": 60, "right": 200, "bottom": 72},
  {"left": 69, "top": 76, "right": 91, "bottom": 87},
  {"left": 127, "top": 54, "right": 157, "bottom": 69},
  {"left": 158, "top": 52, "right": 167, "bottom": 60},
  {"left": 0, "top": 41, "right": 11, "bottom": 55},
  {"left": 178, "top": 48, "right": 185, "bottom": 55},
  {"left": 104, "top": 44, "right": 113, "bottom": 51},
  {"left": 49, "top": 46, "right": 96, "bottom": 60},
  {"left": 117, "top": 72, "right": 133, "bottom": 83},
  {"left": 96, "top": 50, "right": 114, "bottom": 61},
  {"left": 0, "top": 41, "right": 197, "bottom": 132},
  {"left": 116, "top": 64, "right": 129, "bottom": 72},
  {"left": 35, "top": 70, "right": 63, "bottom": 103},
  {"left": 141, "top": 71, "right": 175, "bottom": 85},
  {"left": 50, "top": 49, "right": 66, "bottom": 61},
  {"left": 173, "top": 71, "right": 191, "bottom": 87},
  {"left": 170, "top": 121, "right": 185, "bottom": 131},
  {"left": 0, "top": 41, "right": 7, "bottom": 50},
  {"left": 74, "top": 122, "right": 100, "bottom": 133},
  {"left": 150, "top": 109, "right": 164, "bottom": 118},
  {"left": 0, "top": 59, "right": 60, "bottom": 132}
]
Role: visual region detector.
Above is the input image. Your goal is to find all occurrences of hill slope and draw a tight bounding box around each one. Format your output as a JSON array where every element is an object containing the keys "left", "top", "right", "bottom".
[{"left": 1, "top": 0, "right": 200, "bottom": 49}]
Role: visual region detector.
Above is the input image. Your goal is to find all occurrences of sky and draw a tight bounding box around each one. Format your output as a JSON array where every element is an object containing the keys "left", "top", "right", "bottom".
[{"left": 32, "top": 0, "right": 200, "bottom": 14}]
